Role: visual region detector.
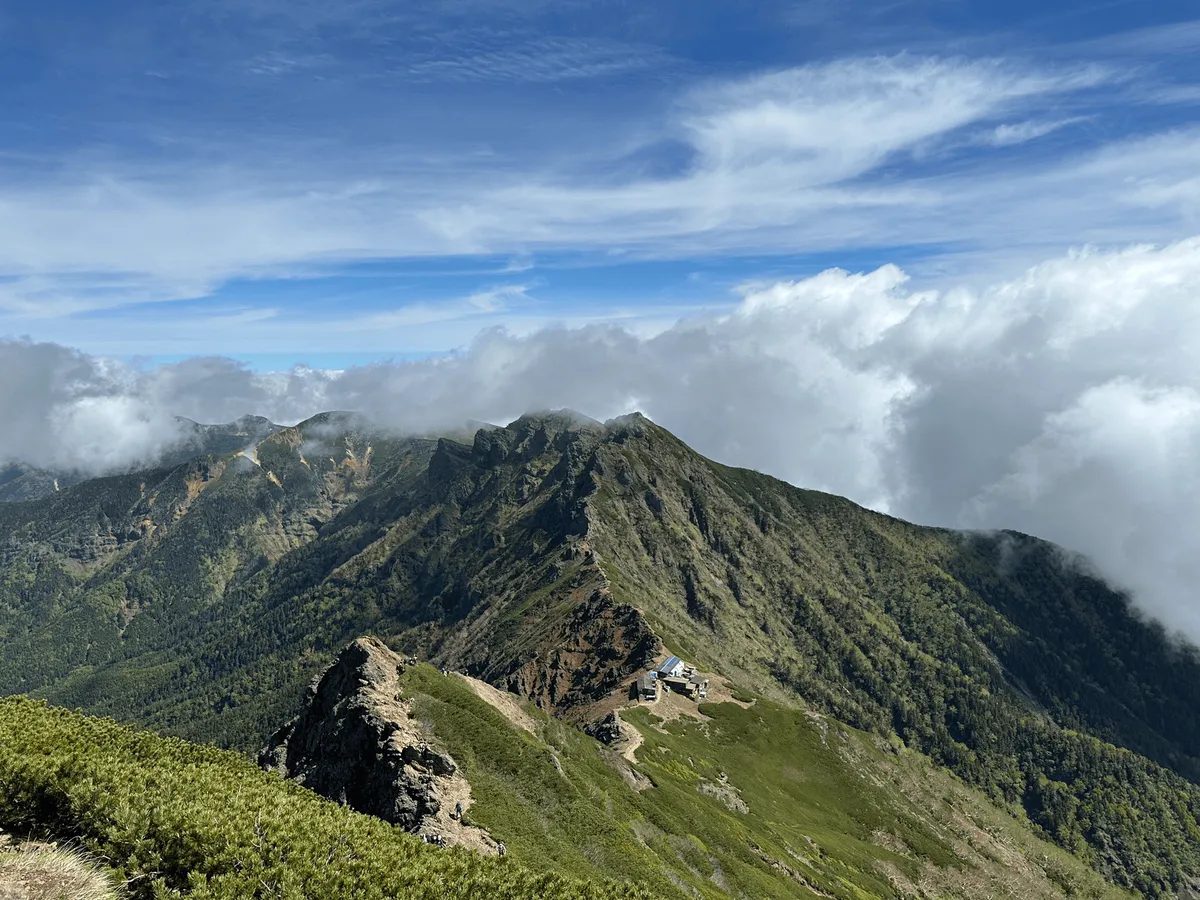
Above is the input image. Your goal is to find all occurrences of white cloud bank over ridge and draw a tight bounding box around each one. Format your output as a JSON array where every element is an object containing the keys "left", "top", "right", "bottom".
[{"left": 4, "top": 236, "right": 1200, "bottom": 641}]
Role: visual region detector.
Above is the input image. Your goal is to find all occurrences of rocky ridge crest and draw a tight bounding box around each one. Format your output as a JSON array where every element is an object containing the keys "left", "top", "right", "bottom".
[{"left": 259, "top": 637, "right": 497, "bottom": 853}]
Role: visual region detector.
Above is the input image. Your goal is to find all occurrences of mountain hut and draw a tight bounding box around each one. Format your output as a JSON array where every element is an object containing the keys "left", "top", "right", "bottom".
[
  {"left": 662, "top": 675, "right": 691, "bottom": 696},
  {"left": 637, "top": 673, "right": 660, "bottom": 702},
  {"left": 657, "top": 656, "right": 686, "bottom": 678}
]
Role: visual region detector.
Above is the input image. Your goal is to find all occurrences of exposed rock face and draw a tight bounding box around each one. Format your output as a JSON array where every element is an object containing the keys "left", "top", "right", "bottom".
[
  {"left": 504, "top": 588, "right": 661, "bottom": 714},
  {"left": 583, "top": 712, "right": 623, "bottom": 746},
  {"left": 259, "top": 637, "right": 460, "bottom": 832}
]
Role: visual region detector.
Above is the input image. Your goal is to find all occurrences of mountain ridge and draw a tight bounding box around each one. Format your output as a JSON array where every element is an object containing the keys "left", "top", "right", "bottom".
[
  {"left": 0, "top": 414, "right": 285, "bottom": 503},
  {"left": 1, "top": 409, "right": 1199, "bottom": 894}
]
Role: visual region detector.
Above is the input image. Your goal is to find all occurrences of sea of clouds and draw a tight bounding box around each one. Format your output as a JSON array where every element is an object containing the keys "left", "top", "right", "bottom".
[{"left": 3, "top": 236, "right": 1199, "bottom": 641}]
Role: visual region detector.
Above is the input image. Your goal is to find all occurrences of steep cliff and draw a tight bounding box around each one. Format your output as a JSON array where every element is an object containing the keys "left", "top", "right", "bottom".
[{"left": 260, "top": 637, "right": 497, "bottom": 853}]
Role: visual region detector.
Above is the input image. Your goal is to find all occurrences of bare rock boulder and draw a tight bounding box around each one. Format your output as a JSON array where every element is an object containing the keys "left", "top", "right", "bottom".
[{"left": 259, "top": 637, "right": 457, "bottom": 832}]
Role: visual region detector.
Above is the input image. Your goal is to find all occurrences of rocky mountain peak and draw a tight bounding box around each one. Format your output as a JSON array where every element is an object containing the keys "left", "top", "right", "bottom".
[
  {"left": 302, "top": 636, "right": 404, "bottom": 710},
  {"left": 295, "top": 410, "right": 372, "bottom": 436},
  {"left": 259, "top": 638, "right": 498, "bottom": 852},
  {"left": 603, "top": 411, "right": 651, "bottom": 431},
  {"left": 509, "top": 409, "right": 603, "bottom": 435},
  {"left": 229, "top": 414, "right": 277, "bottom": 433}
]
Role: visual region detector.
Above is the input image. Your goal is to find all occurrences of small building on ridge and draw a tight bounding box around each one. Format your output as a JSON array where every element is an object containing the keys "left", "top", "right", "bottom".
[
  {"left": 637, "top": 673, "right": 660, "bottom": 702},
  {"left": 657, "top": 656, "right": 686, "bottom": 678}
]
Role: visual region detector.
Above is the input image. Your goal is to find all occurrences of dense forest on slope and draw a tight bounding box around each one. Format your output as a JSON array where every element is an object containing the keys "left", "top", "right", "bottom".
[{"left": 1, "top": 412, "right": 1199, "bottom": 895}]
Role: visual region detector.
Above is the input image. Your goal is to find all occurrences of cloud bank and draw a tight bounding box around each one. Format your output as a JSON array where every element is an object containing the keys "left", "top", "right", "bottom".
[{"left": 4, "top": 237, "right": 1200, "bottom": 641}]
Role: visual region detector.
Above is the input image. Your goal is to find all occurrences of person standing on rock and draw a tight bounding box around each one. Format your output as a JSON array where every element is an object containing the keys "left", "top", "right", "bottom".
[{"left": 454, "top": 800, "right": 463, "bottom": 820}]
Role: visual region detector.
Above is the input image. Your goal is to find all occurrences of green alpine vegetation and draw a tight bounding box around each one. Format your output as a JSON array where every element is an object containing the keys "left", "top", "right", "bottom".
[
  {"left": 0, "top": 696, "right": 648, "bottom": 900},
  {"left": 0, "top": 669, "right": 1131, "bottom": 900},
  {"left": 1, "top": 410, "right": 1199, "bottom": 896},
  {"left": 394, "top": 659, "right": 1130, "bottom": 900}
]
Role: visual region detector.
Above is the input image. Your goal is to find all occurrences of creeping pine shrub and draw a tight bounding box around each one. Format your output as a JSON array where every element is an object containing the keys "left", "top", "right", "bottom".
[{"left": 0, "top": 698, "right": 651, "bottom": 900}]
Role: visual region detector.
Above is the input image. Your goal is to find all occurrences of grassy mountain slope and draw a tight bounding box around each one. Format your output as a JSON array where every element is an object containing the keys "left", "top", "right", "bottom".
[
  {"left": 0, "top": 696, "right": 647, "bottom": 900},
  {"left": 0, "top": 411, "right": 1199, "bottom": 894},
  {"left": 408, "top": 661, "right": 1137, "bottom": 900},
  {"left": 590, "top": 417, "right": 1200, "bottom": 775},
  {"left": 586, "top": 416, "right": 1200, "bottom": 895},
  {"left": 0, "top": 678, "right": 1130, "bottom": 900}
]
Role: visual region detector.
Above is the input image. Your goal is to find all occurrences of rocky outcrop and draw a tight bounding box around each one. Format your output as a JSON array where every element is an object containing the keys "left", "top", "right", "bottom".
[
  {"left": 259, "top": 637, "right": 476, "bottom": 840},
  {"left": 582, "top": 712, "right": 624, "bottom": 746},
  {"left": 504, "top": 588, "right": 661, "bottom": 714}
]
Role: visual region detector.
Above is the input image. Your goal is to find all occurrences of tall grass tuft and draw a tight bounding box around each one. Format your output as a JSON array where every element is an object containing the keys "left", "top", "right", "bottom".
[{"left": 0, "top": 846, "right": 120, "bottom": 900}]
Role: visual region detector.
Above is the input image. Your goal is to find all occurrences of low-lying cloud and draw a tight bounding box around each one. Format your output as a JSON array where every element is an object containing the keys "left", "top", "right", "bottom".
[{"left": 4, "top": 236, "right": 1200, "bottom": 641}]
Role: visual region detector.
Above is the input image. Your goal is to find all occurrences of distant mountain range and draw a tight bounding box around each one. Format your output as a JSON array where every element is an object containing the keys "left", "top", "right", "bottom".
[
  {"left": 1, "top": 410, "right": 1199, "bottom": 896},
  {"left": 0, "top": 414, "right": 282, "bottom": 503}
]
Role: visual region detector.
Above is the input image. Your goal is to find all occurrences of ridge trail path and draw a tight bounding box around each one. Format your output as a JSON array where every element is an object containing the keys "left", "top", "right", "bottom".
[
  {"left": 614, "top": 713, "right": 643, "bottom": 763},
  {"left": 419, "top": 775, "right": 501, "bottom": 857},
  {"left": 453, "top": 673, "right": 539, "bottom": 735}
]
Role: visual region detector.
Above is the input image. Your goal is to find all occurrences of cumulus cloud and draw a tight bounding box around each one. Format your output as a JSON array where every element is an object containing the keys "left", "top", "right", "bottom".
[
  {"left": 4, "top": 236, "right": 1200, "bottom": 641},
  {"left": 0, "top": 343, "right": 186, "bottom": 472},
  {"left": 967, "top": 380, "right": 1200, "bottom": 636},
  {"left": 0, "top": 347, "right": 335, "bottom": 473}
]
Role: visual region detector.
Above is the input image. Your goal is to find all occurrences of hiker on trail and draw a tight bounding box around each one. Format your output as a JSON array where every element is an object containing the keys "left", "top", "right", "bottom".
[
  {"left": 454, "top": 800, "right": 463, "bottom": 820},
  {"left": 497, "top": 842, "right": 506, "bottom": 857}
]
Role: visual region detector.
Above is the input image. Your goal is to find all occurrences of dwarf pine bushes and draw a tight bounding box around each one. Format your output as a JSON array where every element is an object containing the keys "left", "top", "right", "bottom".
[{"left": 0, "top": 697, "right": 650, "bottom": 900}]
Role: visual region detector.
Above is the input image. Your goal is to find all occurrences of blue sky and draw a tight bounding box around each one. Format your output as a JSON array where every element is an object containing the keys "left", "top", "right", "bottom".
[
  {"left": 6, "top": 1, "right": 1200, "bottom": 635},
  {"left": 1, "top": 0, "right": 1198, "bottom": 369}
]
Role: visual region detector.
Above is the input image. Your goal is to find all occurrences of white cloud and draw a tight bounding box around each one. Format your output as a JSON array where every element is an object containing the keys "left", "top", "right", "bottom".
[
  {"left": 680, "top": 58, "right": 1096, "bottom": 179},
  {"left": 398, "top": 35, "right": 664, "bottom": 83},
  {"left": 7, "top": 237, "right": 1200, "bottom": 644},
  {"left": 968, "top": 380, "right": 1200, "bottom": 637},
  {"left": 1148, "top": 83, "right": 1200, "bottom": 105},
  {"left": 0, "top": 54, "right": 1156, "bottom": 319},
  {"left": 355, "top": 284, "right": 532, "bottom": 330},
  {"left": 0, "top": 343, "right": 188, "bottom": 472},
  {"left": 465, "top": 57, "right": 1111, "bottom": 250},
  {"left": 1081, "top": 17, "right": 1200, "bottom": 55},
  {"left": 977, "top": 117, "right": 1088, "bottom": 147}
]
